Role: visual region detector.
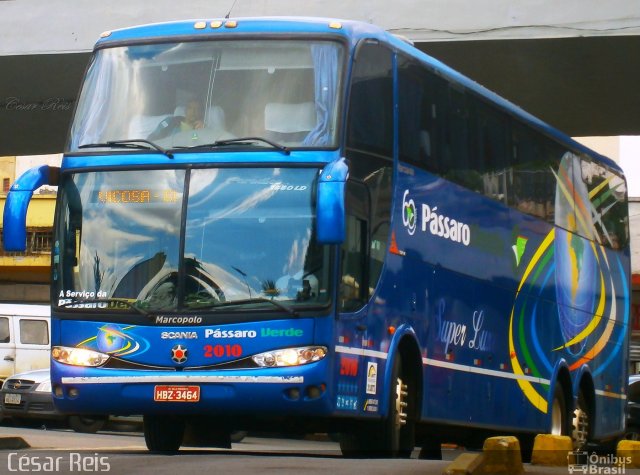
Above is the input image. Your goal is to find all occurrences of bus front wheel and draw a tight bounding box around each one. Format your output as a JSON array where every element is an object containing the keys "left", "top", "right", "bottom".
[
  {"left": 381, "top": 356, "right": 415, "bottom": 457},
  {"left": 144, "top": 415, "right": 185, "bottom": 452},
  {"left": 339, "top": 356, "right": 416, "bottom": 458}
]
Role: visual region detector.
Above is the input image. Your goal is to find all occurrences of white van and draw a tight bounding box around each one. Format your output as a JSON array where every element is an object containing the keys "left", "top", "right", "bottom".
[{"left": 0, "top": 303, "right": 50, "bottom": 383}]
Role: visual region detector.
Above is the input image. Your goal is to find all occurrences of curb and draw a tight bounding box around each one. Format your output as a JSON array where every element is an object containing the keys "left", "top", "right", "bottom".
[{"left": 0, "top": 436, "right": 30, "bottom": 450}]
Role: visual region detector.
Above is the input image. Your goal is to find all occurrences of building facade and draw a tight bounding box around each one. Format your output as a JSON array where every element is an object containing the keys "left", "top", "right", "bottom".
[{"left": 0, "top": 155, "right": 59, "bottom": 302}]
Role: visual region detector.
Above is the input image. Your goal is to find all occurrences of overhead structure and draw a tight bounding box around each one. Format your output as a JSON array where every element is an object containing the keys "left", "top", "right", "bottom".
[{"left": 0, "top": 0, "right": 639, "bottom": 155}]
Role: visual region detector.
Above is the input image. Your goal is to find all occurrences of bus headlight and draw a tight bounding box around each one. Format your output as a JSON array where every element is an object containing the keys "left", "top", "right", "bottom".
[
  {"left": 252, "top": 346, "right": 327, "bottom": 367},
  {"left": 52, "top": 346, "right": 110, "bottom": 367}
]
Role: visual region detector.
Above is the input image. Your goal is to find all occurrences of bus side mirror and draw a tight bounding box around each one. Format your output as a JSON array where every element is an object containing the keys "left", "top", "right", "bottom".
[
  {"left": 3, "top": 165, "right": 60, "bottom": 251},
  {"left": 316, "top": 158, "right": 348, "bottom": 244}
]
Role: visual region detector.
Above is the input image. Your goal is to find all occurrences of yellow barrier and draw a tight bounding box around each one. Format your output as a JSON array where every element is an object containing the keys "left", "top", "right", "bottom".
[
  {"left": 442, "top": 436, "right": 524, "bottom": 475},
  {"left": 530, "top": 434, "right": 573, "bottom": 466},
  {"left": 617, "top": 440, "right": 640, "bottom": 469}
]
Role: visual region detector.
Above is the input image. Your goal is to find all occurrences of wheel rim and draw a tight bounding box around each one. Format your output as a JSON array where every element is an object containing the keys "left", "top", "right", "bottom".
[
  {"left": 394, "top": 376, "right": 408, "bottom": 429},
  {"left": 572, "top": 406, "right": 589, "bottom": 449}
]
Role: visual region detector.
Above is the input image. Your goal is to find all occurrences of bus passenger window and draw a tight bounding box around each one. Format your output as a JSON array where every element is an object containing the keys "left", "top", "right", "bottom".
[
  {"left": 510, "top": 122, "right": 560, "bottom": 224},
  {"left": 398, "top": 55, "right": 444, "bottom": 173},
  {"left": 347, "top": 42, "right": 393, "bottom": 158}
]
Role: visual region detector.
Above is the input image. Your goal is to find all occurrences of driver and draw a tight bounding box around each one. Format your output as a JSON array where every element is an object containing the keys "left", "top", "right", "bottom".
[{"left": 148, "top": 99, "right": 204, "bottom": 140}]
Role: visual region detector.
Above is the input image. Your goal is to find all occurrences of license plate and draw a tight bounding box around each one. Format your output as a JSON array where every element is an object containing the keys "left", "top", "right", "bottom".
[
  {"left": 153, "top": 385, "right": 200, "bottom": 402},
  {"left": 4, "top": 393, "right": 21, "bottom": 405}
]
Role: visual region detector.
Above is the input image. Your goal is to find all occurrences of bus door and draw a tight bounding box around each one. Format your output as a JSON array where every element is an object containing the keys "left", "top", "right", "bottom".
[{"left": 336, "top": 180, "right": 371, "bottom": 411}]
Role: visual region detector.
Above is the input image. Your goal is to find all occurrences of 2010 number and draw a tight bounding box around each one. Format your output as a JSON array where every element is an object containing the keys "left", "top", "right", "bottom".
[{"left": 204, "top": 344, "right": 243, "bottom": 358}]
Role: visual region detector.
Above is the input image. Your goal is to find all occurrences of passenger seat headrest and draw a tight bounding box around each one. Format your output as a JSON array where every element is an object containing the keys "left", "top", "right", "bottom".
[{"left": 264, "top": 102, "right": 316, "bottom": 133}]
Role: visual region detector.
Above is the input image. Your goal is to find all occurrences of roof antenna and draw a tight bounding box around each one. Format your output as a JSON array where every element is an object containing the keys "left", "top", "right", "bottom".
[{"left": 224, "top": 0, "right": 238, "bottom": 19}]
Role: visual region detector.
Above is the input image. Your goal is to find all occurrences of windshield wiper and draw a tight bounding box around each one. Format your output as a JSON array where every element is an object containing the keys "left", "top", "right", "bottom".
[
  {"left": 191, "top": 297, "right": 299, "bottom": 317},
  {"left": 79, "top": 139, "right": 174, "bottom": 158},
  {"left": 58, "top": 298, "right": 149, "bottom": 316},
  {"left": 181, "top": 136, "right": 290, "bottom": 155}
]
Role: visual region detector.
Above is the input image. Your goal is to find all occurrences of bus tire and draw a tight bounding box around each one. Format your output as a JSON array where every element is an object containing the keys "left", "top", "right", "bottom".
[
  {"left": 381, "top": 355, "right": 415, "bottom": 458},
  {"left": 144, "top": 415, "right": 184, "bottom": 452},
  {"left": 68, "top": 415, "right": 107, "bottom": 434},
  {"left": 339, "top": 356, "right": 416, "bottom": 458},
  {"left": 550, "top": 384, "right": 570, "bottom": 437}
]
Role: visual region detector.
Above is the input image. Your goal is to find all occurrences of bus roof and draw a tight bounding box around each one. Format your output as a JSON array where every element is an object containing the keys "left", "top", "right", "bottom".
[
  {"left": 94, "top": 16, "right": 622, "bottom": 176},
  {"left": 95, "top": 17, "right": 377, "bottom": 47}
]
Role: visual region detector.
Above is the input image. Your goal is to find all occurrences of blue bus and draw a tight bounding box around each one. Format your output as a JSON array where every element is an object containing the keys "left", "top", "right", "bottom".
[{"left": 3, "top": 17, "right": 630, "bottom": 456}]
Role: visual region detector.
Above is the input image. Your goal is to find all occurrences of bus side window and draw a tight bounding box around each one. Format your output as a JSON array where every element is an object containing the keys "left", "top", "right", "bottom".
[
  {"left": 444, "top": 86, "right": 476, "bottom": 190},
  {"left": 474, "top": 100, "right": 510, "bottom": 204},
  {"left": 510, "top": 121, "right": 560, "bottom": 224},
  {"left": 398, "top": 55, "right": 444, "bottom": 174},
  {"left": 347, "top": 41, "right": 393, "bottom": 158}
]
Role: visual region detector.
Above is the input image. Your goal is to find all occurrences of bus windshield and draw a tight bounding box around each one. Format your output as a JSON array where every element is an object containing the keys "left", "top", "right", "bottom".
[
  {"left": 68, "top": 39, "right": 343, "bottom": 151},
  {"left": 53, "top": 167, "right": 331, "bottom": 315}
]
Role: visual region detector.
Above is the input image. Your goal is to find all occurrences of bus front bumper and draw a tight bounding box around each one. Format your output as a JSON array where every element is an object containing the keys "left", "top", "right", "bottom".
[{"left": 51, "top": 359, "right": 333, "bottom": 417}]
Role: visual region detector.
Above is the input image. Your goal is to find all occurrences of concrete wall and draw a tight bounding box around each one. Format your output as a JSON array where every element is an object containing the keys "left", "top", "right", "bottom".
[{"left": 1, "top": 0, "right": 639, "bottom": 55}]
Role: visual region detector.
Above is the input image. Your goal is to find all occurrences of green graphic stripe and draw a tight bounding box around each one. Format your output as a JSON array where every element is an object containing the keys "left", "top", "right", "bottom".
[
  {"left": 518, "top": 303, "right": 541, "bottom": 378},
  {"left": 516, "top": 247, "right": 554, "bottom": 379},
  {"left": 591, "top": 182, "right": 624, "bottom": 209},
  {"left": 531, "top": 247, "right": 554, "bottom": 286}
]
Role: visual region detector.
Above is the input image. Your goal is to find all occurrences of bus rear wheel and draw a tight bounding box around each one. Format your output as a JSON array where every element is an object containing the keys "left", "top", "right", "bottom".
[
  {"left": 550, "top": 384, "right": 569, "bottom": 436},
  {"left": 144, "top": 415, "right": 185, "bottom": 452}
]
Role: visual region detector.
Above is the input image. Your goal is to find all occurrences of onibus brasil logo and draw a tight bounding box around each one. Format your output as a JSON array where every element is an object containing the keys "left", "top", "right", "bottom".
[{"left": 402, "top": 190, "right": 471, "bottom": 246}]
